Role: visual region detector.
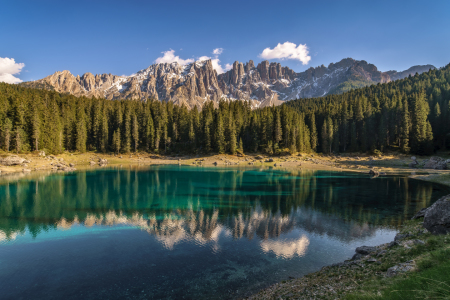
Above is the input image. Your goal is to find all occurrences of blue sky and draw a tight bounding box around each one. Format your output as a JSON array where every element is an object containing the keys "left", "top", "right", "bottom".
[{"left": 1, "top": 0, "right": 449, "bottom": 83}]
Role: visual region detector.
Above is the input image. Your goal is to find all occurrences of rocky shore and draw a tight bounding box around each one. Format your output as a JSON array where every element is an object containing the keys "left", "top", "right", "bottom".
[{"left": 247, "top": 195, "right": 450, "bottom": 299}]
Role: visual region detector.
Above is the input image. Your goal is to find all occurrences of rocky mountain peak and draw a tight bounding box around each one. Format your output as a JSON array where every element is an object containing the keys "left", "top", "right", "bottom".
[{"left": 23, "top": 58, "right": 435, "bottom": 109}]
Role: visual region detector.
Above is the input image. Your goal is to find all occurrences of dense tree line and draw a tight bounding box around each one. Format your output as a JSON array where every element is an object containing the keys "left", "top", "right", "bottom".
[
  {"left": 0, "top": 63, "right": 449, "bottom": 155},
  {"left": 0, "top": 83, "right": 311, "bottom": 155},
  {"left": 287, "top": 63, "right": 450, "bottom": 155}
]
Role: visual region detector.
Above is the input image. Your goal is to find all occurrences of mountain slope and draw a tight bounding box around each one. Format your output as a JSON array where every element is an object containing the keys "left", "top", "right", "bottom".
[{"left": 21, "top": 58, "right": 435, "bottom": 108}]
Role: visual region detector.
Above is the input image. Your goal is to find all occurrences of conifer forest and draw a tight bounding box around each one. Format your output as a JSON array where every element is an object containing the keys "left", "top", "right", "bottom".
[{"left": 0, "top": 64, "right": 449, "bottom": 156}]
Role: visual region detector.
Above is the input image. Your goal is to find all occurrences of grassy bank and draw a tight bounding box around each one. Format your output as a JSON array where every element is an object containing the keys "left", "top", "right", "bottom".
[{"left": 248, "top": 219, "right": 450, "bottom": 300}]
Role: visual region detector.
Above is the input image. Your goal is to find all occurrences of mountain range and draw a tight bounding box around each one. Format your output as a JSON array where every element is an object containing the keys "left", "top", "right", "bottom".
[{"left": 22, "top": 58, "right": 435, "bottom": 109}]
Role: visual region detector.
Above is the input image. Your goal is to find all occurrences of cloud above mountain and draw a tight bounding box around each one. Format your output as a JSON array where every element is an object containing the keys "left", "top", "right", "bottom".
[
  {"left": 155, "top": 49, "right": 231, "bottom": 74},
  {"left": 212, "top": 48, "right": 223, "bottom": 55},
  {"left": 155, "top": 50, "right": 195, "bottom": 65},
  {"left": 0, "top": 57, "right": 25, "bottom": 84},
  {"left": 259, "top": 42, "right": 311, "bottom": 65}
]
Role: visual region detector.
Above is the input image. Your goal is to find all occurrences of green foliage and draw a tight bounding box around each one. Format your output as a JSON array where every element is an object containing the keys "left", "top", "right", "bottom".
[{"left": 287, "top": 64, "right": 450, "bottom": 155}]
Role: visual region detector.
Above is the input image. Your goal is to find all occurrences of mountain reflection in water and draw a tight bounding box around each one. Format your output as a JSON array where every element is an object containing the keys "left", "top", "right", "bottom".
[{"left": 0, "top": 166, "right": 448, "bottom": 299}]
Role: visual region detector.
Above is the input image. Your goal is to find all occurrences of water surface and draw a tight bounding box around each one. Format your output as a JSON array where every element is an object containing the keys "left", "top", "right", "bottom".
[{"left": 0, "top": 166, "right": 448, "bottom": 299}]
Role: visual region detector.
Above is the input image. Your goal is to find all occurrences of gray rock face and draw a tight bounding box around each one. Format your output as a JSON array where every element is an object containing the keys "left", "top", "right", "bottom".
[
  {"left": 0, "top": 155, "right": 26, "bottom": 166},
  {"left": 24, "top": 58, "right": 435, "bottom": 109},
  {"left": 423, "top": 196, "right": 450, "bottom": 234}
]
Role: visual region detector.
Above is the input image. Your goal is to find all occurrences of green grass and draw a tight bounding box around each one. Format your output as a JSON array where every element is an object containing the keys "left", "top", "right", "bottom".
[{"left": 345, "top": 246, "right": 450, "bottom": 300}]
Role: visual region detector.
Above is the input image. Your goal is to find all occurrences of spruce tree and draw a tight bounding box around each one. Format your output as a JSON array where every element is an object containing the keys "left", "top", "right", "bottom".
[
  {"left": 309, "top": 113, "right": 318, "bottom": 152},
  {"left": 132, "top": 113, "right": 139, "bottom": 152},
  {"left": 3, "top": 118, "right": 12, "bottom": 152}
]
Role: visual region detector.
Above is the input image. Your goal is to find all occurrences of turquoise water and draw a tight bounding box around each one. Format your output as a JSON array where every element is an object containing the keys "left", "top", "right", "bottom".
[{"left": 0, "top": 165, "right": 448, "bottom": 299}]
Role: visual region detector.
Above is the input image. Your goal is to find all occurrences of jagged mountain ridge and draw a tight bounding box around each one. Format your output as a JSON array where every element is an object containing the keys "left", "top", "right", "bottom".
[{"left": 23, "top": 58, "right": 435, "bottom": 108}]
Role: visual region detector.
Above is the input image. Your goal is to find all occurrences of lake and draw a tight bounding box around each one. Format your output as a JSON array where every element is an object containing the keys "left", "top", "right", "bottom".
[{"left": 0, "top": 165, "right": 448, "bottom": 299}]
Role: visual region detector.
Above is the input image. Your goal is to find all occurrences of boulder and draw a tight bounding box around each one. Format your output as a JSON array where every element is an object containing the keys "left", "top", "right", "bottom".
[
  {"left": 255, "top": 155, "right": 264, "bottom": 159},
  {"left": 411, "top": 208, "right": 427, "bottom": 219},
  {"left": 411, "top": 156, "right": 417, "bottom": 161},
  {"left": 423, "top": 195, "right": 450, "bottom": 234},
  {"left": 89, "top": 161, "right": 96, "bottom": 165},
  {"left": 401, "top": 239, "right": 425, "bottom": 249},
  {"left": 69, "top": 163, "right": 75, "bottom": 168},
  {"left": 266, "top": 158, "right": 274, "bottom": 162},
  {"left": 386, "top": 261, "right": 415, "bottom": 277},
  {"left": 394, "top": 233, "right": 411, "bottom": 242},
  {"left": 408, "top": 162, "right": 418, "bottom": 168},
  {"left": 0, "top": 155, "right": 26, "bottom": 166},
  {"left": 355, "top": 246, "right": 377, "bottom": 255},
  {"left": 213, "top": 162, "right": 218, "bottom": 166},
  {"left": 424, "top": 157, "right": 447, "bottom": 170},
  {"left": 99, "top": 158, "right": 108, "bottom": 165},
  {"left": 369, "top": 169, "right": 379, "bottom": 176}
]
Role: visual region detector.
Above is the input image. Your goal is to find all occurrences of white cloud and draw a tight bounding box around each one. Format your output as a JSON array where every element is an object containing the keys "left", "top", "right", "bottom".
[
  {"left": 155, "top": 50, "right": 194, "bottom": 65},
  {"left": 259, "top": 42, "right": 311, "bottom": 65},
  {"left": 197, "top": 54, "right": 232, "bottom": 74},
  {"left": 0, "top": 57, "right": 25, "bottom": 84},
  {"left": 198, "top": 56, "right": 210, "bottom": 61},
  {"left": 213, "top": 48, "right": 223, "bottom": 55},
  {"left": 155, "top": 49, "right": 232, "bottom": 74}
]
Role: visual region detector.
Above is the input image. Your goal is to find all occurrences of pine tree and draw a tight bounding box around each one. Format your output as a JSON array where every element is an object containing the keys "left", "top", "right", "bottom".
[
  {"left": 215, "top": 112, "right": 225, "bottom": 154},
  {"left": 400, "top": 98, "right": 410, "bottom": 153},
  {"left": 321, "top": 119, "right": 329, "bottom": 154},
  {"left": 123, "top": 109, "right": 131, "bottom": 153},
  {"left": 146, "top": 111, "right": 155, "bottom": 152},
  {"left": 76, "top": 106, "right": 87, "bottom": 153},
  {"left": 411, "top": 91, "right": 431, "bottom": 154},
  {"left": 132, "top": 113, "right": 139, "bottom": 152},
  {"left": 274, "top": 109, "right": 282, "bottom": 150},
  {"left": 100, "top": 108, "right": 109, "bottom": 153},
  {"left": 113, "top": 129, "right": 121, "bottom": 155},
  {"left": 31, "top": 108, "right": 41, "bottom": 151},
  {"left": 229, "top": 120, "right": 237, "bottom": 155},
  {"left": 188, "top": 116, "right": 195, "bottom": 151},
  {"left": 3, "top": 118, "right": 12, "bottom": 152},
  {"left": 309, "top": 113, "right": 318, "bottom": 152}
]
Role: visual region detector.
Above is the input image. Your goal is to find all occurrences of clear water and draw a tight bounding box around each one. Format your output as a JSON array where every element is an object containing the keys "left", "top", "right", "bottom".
[{"left": 0, "top": 165, "right": 448, "bottom": 300}]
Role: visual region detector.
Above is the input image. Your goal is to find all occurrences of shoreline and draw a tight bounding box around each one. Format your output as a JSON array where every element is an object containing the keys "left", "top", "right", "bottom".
[{"left": 1, "top": 151, "right": 450, "bottom": 186}]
